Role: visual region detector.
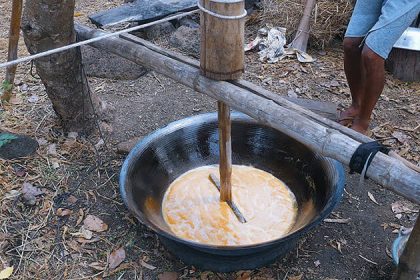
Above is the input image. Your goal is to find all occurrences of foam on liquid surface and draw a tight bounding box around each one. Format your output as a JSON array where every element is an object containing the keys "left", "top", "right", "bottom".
[{"left": 162, "top": 165, "right": 298, "bottom": 246}]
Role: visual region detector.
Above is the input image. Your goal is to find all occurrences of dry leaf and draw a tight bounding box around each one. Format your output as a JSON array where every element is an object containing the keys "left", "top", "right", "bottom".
[
  {"left": 77, "top": 237, "right": 100, "bottom": 244},
  {"left": 70, "top": 226, "right": 93, "bottom": 240},
  {"left": 88, "top": 262, "right": 106, "bottom": 271},
  {"left": 140, "top": 260, "right": 156, "bottom": 270},
  {"left": 27, "top": 95, "right": 39, "bottom": 103},
  {"left": 51, "top": 159, "right": 60, "bottom": 169},
  {"left": 288, "top": 274, "right": 303, "bottom": 280},
  {"left": 67, "top": 195, "right": 78, "bottom": 204},
  {"left": 385, "top": 247, "right": 392, "bottom": 259},
  {"left": 14, "top": 165, "right": 26, "bottom": 177},
  {"left": 21, "top": 182, "right": 44, "bottom": 205},
  {"left": 66, "top": 240, "right": 81, "bottom": 252},
  {"left": 158, "top": 272, "right": 178, "bottom": 280},
  {"left": 337, "top": 241, "right": 342, "bottom": 253},
  {"left": 0, "top": 267, "right": 13, "bottom": 279},
  {"left": 57, "top": 208, "right": 73, "bottom": 217},
  {"left": 76, "top": 209, "right": 84, "bottom": 226},
  {"left": 9, "top": 95, "right": 22, "bottom": 105},
  {"left": 4, "top": 190, "right": 20, "bottom": 200},
  {"left": 108, "top": 247, "right": 126, "bottom": 270},
  {"left": 392, "top": 131, "right": 409, "bottom": 144},
  {"left": 47, "top": 143, "right": 58, "bottom": 155},
  {"left": 235, "top": 270, "right": 251, "bottom": 280},
  {"left": 83, "top": 215, "right": 108, "bottom": 232},
  {"left": 22, "top": 182, "right": 44, "bottom": 196},
  {"left": 391, "top": 201, "right": 419, "bottom": 214},
  {"left": 368, "top": 192, "right": 379, "bottom": 205}
]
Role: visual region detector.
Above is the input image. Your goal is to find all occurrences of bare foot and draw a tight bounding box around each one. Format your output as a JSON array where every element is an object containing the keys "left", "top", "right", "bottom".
[
  {"left": 350, "top": 118, "right": 370, "bottom": 135},
  {"left": 338, "top": 105, "right": 360, "bottom": 127}
]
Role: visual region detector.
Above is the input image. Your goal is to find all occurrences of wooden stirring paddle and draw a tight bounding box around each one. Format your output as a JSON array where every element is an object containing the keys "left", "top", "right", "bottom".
[
  {"left": 209, "top": 173, "right": 247, "bottom": 223},
  {"left": 208, "top": 101, "right": 247, "bottom": 223}
]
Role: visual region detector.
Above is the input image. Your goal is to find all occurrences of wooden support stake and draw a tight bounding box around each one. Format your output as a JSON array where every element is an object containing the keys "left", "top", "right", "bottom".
[
  {"left": 217, "top": 101, "right": 233, "bottom": 202},
  {"left": 75, "top": 23, "right": 420, "bottom": 204},
  {"left": 290, "top": 0, "right": 316, "bottom": 52},
  {"left": 3, "top": 0, "right": 23, "bottom": 101},
  {"left": 395, "top": 216, "right": 420, "bottom": 280}
]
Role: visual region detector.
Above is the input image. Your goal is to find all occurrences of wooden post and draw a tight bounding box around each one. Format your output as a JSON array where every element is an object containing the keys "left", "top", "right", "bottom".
[
  {"left": 386, "top": 48, "right": 420, "bottom": 82},
  {"left": 199, "top": 0, "right": 245, "bottom": 203},
  {"left": 217, "top": 101, "right": 233, "bottom": 202},
  {"left": 75, "top": 24, "right": 420, "bottom": 204},
  {"left": 2, "top": 0, "right": 23, "bottom": 101},
  {"left": 290, "top": 0, "right": 316, "bottom": 52},
  {"left": 199, "top": 0, "right": 245, "bottom": 80},
  {"left": 396, "top": 216, "right": 420, "bottom": 280}
]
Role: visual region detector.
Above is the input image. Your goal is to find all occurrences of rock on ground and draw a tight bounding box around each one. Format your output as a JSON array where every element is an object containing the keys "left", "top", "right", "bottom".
[
  {"left": 145, "top": 22, "right": 176, "bottom": 40},
  {"left": 169, "top": 26, "right": 200, "bottom": 58},
  {"left": 0, "top": 132, "right": 38, "bottom": 159}
]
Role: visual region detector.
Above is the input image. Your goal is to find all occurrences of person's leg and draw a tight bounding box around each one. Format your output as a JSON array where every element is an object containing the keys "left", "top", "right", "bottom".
[
  {"left": 350, "top": 45, "right": 385, "bottom": 133},
  {"left": 340, "top": 0, "right": 383, "bottom": 126},
  {"left": 341, "top": 37, "right": 365, "bottom": 126},
  {"left": 350, "top": 1, "right": 420, "bottom": 133}
]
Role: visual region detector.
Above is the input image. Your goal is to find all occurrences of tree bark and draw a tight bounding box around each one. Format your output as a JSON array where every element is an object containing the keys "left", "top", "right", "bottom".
[{"left": 21, "top": 0, "right": 99, "bottom": 133}]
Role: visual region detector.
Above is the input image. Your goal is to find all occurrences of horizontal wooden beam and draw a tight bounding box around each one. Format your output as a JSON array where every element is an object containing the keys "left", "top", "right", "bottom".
[
  {"left": 120, "top": 33, "right": 338, "bottom": 120},
  {"left": 75, "top": 23, "right": 420, "bottom": 204}
]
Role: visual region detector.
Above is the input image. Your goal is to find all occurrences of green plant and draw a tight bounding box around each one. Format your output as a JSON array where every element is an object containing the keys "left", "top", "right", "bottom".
[{"left": 1, "top": 80, "right": 13, "bottom": 92}]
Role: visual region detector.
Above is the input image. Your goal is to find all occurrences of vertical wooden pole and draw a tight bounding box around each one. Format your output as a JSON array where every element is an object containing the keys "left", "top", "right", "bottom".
[
  {"left": 199, "top": 0, "right": 245, "bottom": 80},
  {"left": 290, "top": 0, "right": 316, "bottom": 52},
  {"left": 200, "top": 0, "right": 245, "bottom": 203},
  {"left": 218, "top": 101, "right": 232, "bottom": 202},
  {"left": 396, "top": 216, "right": 420, "bottom": 280},
  {"left": 2, "top": 0, "right": 23, "bottom": 101}
]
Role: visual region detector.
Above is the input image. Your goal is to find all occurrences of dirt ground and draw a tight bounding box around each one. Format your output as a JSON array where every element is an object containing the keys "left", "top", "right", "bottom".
[{"left": 0, "top": 0, "right": 419, "bottom": 279}]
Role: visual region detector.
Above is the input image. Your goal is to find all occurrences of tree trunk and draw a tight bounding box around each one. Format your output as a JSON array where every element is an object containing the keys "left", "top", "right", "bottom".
[{"left": 21, "top": 0, "right": 99, "bottom": 133}]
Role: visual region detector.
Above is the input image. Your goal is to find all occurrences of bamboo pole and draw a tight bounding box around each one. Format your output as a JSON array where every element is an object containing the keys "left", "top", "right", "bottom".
[
  {"left": 120, "top": 32, "right": 420, "bottom": 173},
  {"left": 2, "top": 0, "right": 23, "bottom": 101},
  {"left": 395, "top": 216, "right": 420, "bottom": 280},
  {"left": 75, "top": 23, "right": 420, "bottom": 204},
  {"left": 121, "top": 33, "right": 338, "bottom": 120}
]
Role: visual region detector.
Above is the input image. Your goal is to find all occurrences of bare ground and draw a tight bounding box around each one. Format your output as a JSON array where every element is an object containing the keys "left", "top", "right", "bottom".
[{"left": 0, "top": 0, "right": 419, "bottom": 279}]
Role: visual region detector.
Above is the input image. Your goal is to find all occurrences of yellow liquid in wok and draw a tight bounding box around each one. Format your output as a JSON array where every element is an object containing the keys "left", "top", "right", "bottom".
[{"left": 162, "top": 165, "right": 298, "bottom": 246}]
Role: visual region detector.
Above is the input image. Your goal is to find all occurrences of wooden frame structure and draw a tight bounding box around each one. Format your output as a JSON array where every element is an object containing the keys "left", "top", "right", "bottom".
[
  {"left": 74, "top": 23, "right": 420, "bottom": 279},
  {"left": 3, "top": 3, "right": 418, "bottom": 273}
]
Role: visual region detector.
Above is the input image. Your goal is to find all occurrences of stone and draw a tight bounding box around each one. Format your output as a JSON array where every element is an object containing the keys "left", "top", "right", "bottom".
[
  {"left": 178, "top": 17, "right": 199, "bottom": 29},
  {"left": 116, "top": 137, "right": 141, "bottom": 154},
  {"left": 145, "top": 22, "right": 176, "bottom": 40},
  {"left": 0, "top": 132, "right": 38, "bottom": 160},
  {"left": 81, "top": 45, "right": 148, "bottom": 80},
  {"left": 169, "top": 26, "right": 200, "bottom": 58}
]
